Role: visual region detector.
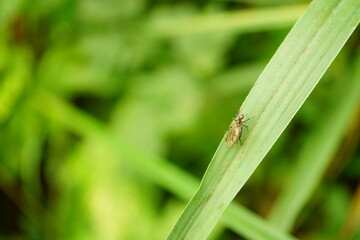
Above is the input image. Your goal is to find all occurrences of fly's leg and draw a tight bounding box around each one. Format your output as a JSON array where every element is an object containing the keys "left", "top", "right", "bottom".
[{"left": 243, "top": 124, "right": 249, "bottom": 132}]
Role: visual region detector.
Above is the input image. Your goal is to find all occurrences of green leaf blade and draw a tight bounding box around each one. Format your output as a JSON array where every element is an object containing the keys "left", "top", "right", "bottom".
[{"left": 168, "top": 0, "right": 360, "bottom": 239}]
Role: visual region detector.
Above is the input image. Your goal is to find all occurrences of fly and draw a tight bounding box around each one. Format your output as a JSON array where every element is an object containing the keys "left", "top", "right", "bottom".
[{"left": 225, "top": 112, "right": 249, "bottom": 147}]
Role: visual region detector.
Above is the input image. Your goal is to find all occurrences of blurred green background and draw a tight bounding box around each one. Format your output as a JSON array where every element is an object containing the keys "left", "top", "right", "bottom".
[{"left": 0, "top": 0, "right": 359, "bottom": 239}]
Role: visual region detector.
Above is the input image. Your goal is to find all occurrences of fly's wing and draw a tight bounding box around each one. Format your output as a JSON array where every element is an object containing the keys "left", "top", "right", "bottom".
[{"left": 225, "top": 126, "right": 241, "bottom": 147}]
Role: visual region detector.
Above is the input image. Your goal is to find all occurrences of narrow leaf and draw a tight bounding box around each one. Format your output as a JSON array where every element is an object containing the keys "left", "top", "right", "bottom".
[
  {"left": 151, "top": 4, "right": 307, "bottom": 36},
  {"left": 167, "top": 0, "right": 360, "bottom": 239}
]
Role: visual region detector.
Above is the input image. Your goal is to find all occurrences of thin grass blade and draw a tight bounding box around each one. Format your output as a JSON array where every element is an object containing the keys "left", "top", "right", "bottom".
[{"left": 167, "top": 0, "right": 360, "bottom": 239}]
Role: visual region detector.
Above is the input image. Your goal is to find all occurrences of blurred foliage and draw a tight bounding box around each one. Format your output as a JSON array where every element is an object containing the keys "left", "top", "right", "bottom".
[{"left": 0, "top": 0, "right": 359, "bottom": 239}]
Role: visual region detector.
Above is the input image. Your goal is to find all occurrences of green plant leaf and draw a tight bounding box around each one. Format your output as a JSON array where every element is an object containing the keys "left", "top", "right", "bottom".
[
  {"left": 167, "top": 0, "right": 360, "bottom": 239},
  {"left": 150, "top": 4, "right": 307, "bottom": 36}
]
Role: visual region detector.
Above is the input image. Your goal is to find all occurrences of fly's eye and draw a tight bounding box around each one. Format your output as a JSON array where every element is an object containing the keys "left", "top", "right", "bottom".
[{"left": 239, "top": 115, "right": 244, "bottom": 119}]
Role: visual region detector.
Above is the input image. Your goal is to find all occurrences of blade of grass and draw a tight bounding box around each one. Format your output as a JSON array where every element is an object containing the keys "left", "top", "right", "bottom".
[
  {"left": 268, "top": 56, "right": 360, "bottom": 231},
  {"left": 151, "top": 4, "right": 307, "bottom": 37},
  {"left": 31, "top": 91, "right": 295, "bottom": 240},
  {"left": 336, "top": 182, "right": 360, "bottom": 240},
  {"left": 167, "top": 0, "right": 360, "bottom": 239}
]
